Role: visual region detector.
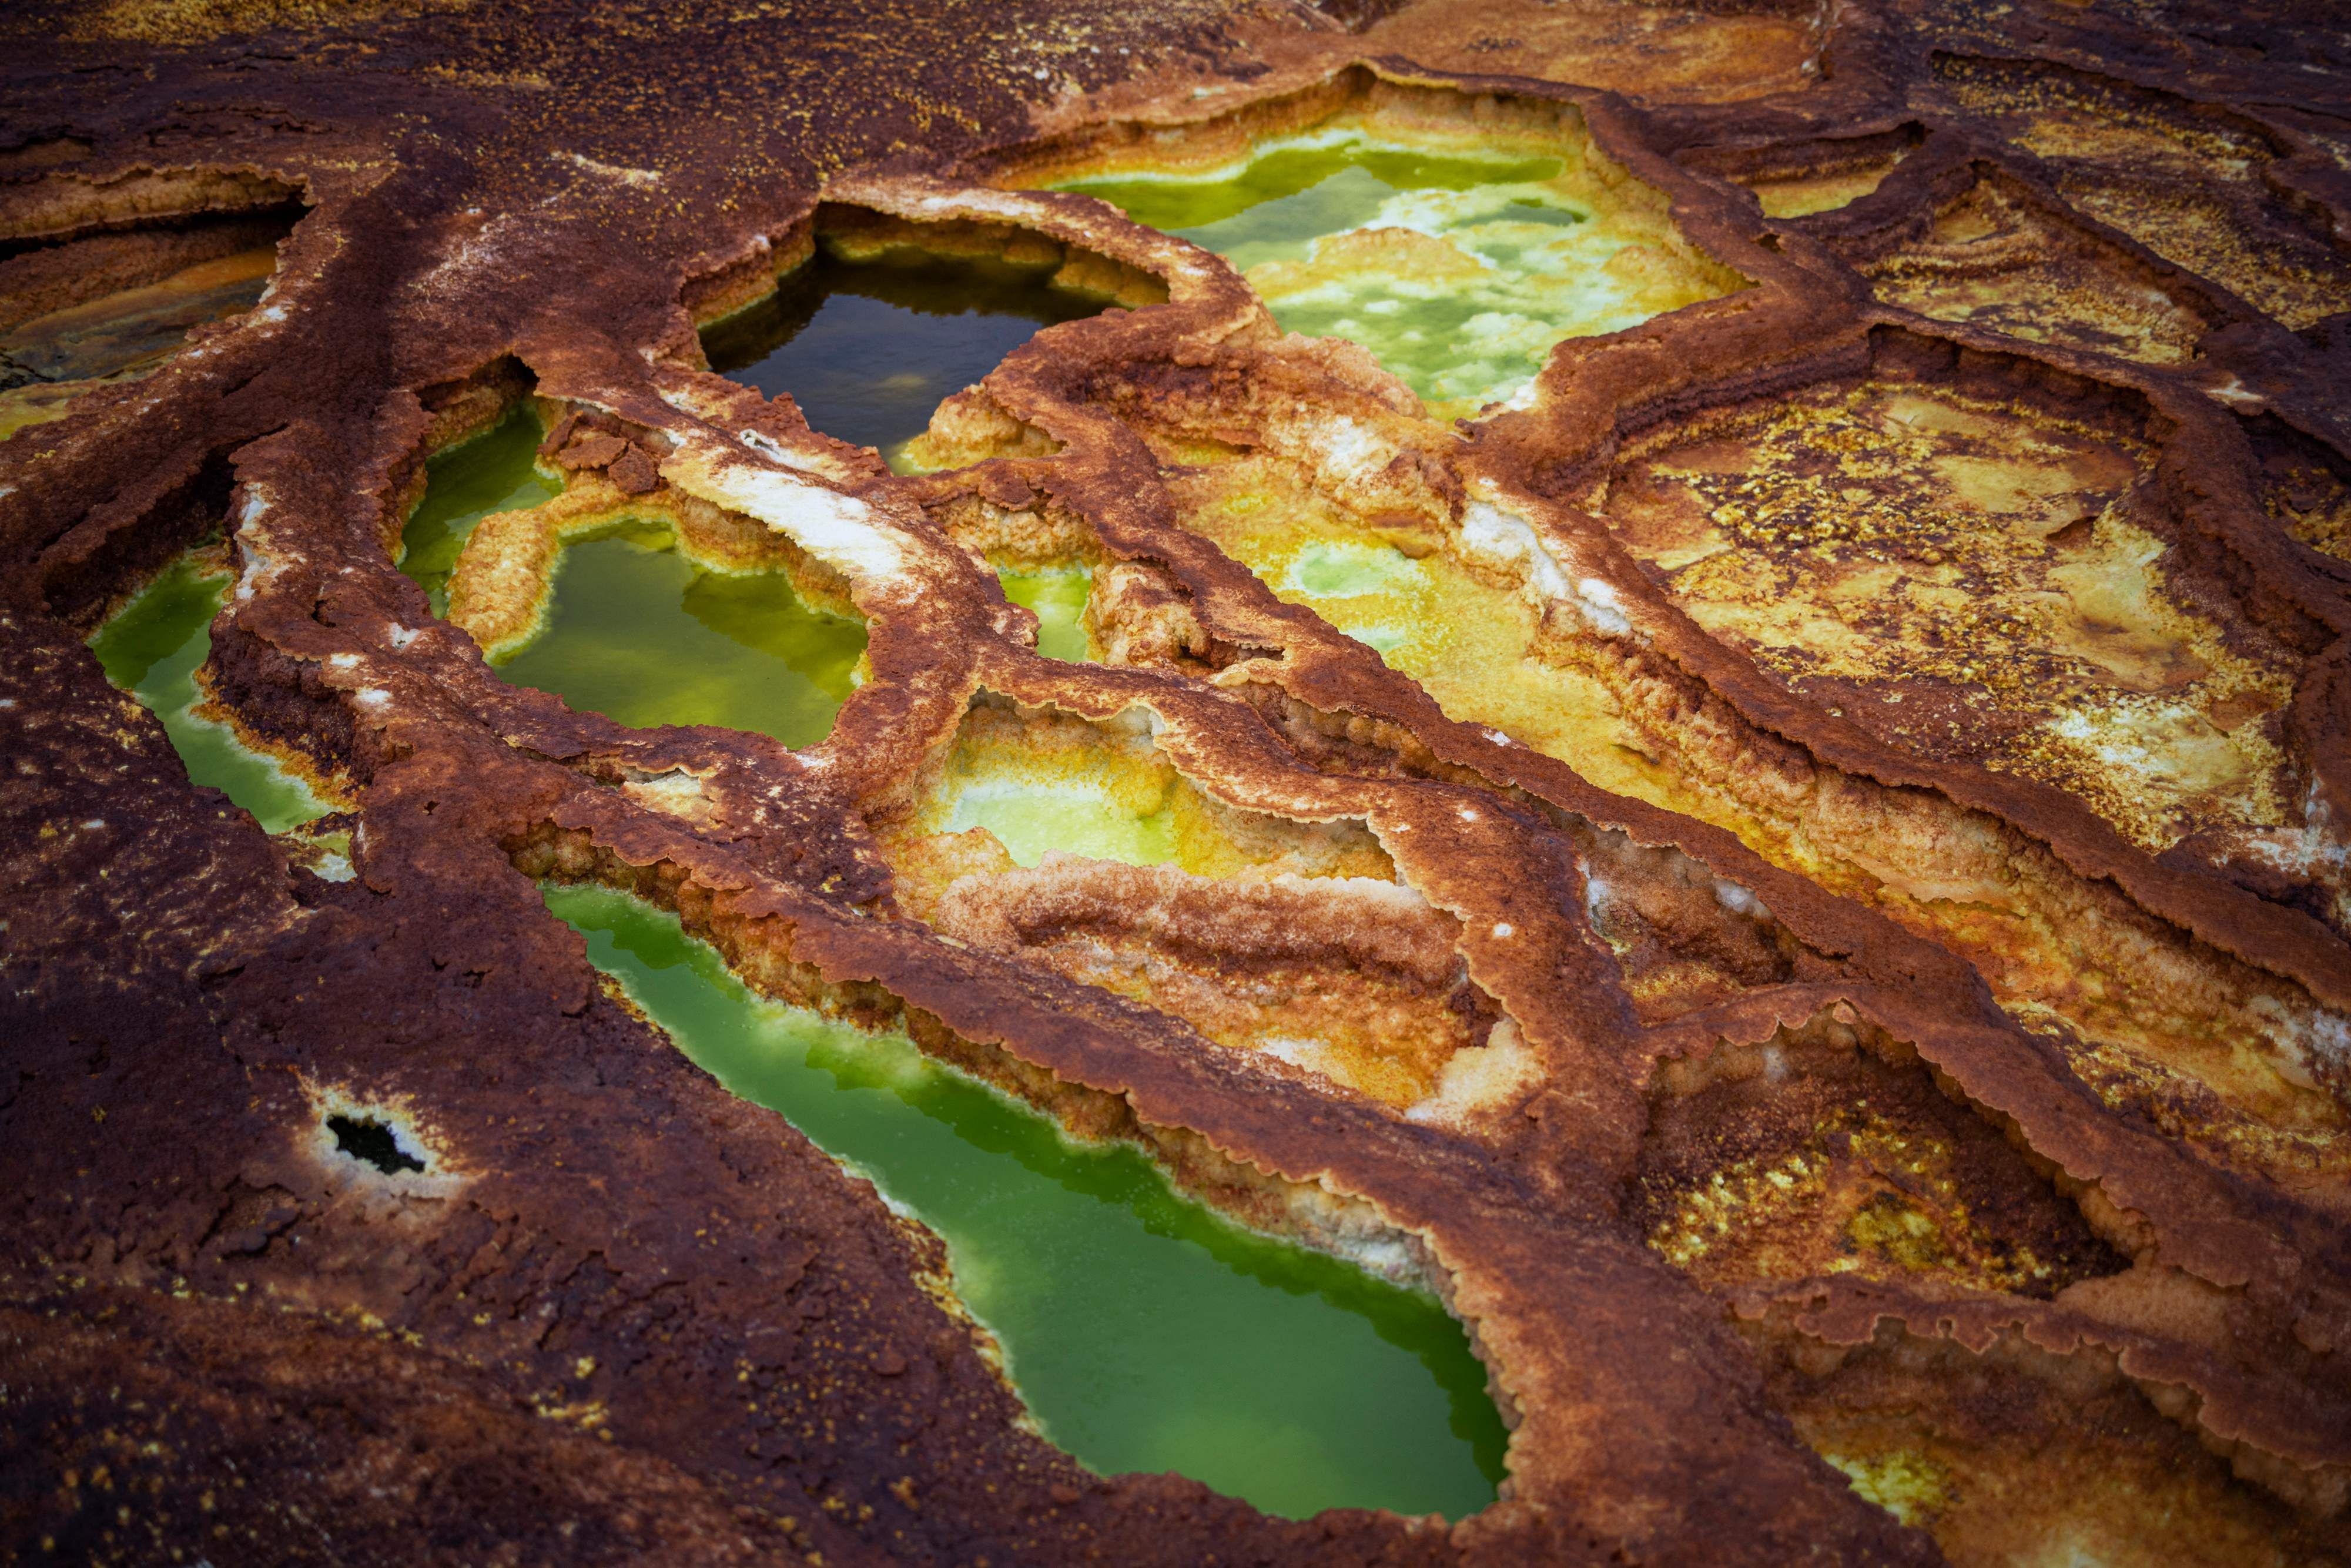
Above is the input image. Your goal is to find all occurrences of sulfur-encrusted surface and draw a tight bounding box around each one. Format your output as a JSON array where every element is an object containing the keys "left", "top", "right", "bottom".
[{"left": 5, "top": 1, "right": 2351, "bottom": 1564}]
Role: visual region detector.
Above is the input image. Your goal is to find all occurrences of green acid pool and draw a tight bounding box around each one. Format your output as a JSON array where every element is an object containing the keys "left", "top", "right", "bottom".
[
  {"left": 88, "top": 550, "right": 331, "bottom": 832},
  {"left": 1053, "top": 129, "right": 1737, "bottom": 420},
  {"left": 553, "top": 884, "right": 1505, "bottom": 1520},
  {"left": 397, "top": 417, "right": 867, "bottom": 749},
  {"left": 999, "top": 565, "right": 1093, "bottom": 662},
  {"left": 361, "top": 271, "right": 1508, "bottom": 1521},
  {"left": 495, "top": 522, "right": 866, "bottom": 748},
  {"left": 91, "top": 543, "right": 1509, "bottom": 1519}
]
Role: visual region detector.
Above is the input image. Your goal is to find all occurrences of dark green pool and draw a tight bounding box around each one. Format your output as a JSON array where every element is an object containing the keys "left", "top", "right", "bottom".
[{"left": 702, "top": 252, "right": 1103, "bottom": 460}]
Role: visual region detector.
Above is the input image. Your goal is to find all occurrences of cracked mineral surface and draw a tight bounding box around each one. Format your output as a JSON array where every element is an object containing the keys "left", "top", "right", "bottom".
[{"left": 8, "top": 2, "right": 2351, "bottom": 1566}]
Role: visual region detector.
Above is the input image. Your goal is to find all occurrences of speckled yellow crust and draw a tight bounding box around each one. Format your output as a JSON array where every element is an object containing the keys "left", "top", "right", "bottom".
[
  {"left": 1854, "top": 171, "right": 2213, "bottom": 364},
  {"left": 1606, "top": 376, "right": 2292, "bottom": 855},
  {"left": 7, "top": 2, "right": 2351, "bottom": 1566},
  {"left": 1930, "top": 55, "right": 2351, "bottom": 331}
]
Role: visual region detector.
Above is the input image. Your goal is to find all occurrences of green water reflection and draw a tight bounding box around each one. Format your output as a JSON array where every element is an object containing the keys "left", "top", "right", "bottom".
[
  {"left": 548, "top": 883, "right": 1507, "bottom": 1520},
  {"left": 495, "top": 523, "right": 865, "bottom": 748},
  {"left": 88, "top": 551, "right": 331, "bottom": 832}
]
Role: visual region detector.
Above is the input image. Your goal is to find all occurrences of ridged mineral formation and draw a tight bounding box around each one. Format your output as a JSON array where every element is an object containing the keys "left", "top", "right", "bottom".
[{"left": 6, "top": 1, "right": 2351, "bottom": 1563}]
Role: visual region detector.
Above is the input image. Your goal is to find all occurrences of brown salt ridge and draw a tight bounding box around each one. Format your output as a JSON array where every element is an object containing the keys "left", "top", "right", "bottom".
[{"left": 4, "top": 1, "right": 2351, "bottom": 1564}]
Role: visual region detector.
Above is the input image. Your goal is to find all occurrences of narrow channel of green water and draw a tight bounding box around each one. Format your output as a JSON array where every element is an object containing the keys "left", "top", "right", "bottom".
[
  {"left": 549, "top": 883, "right": 1507, "bottom": 1521},
  {"left": 88, "top": 550, "right": 331, "bottom": 832}
]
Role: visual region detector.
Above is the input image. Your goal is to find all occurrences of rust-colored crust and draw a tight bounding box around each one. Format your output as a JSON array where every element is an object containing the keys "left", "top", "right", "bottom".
[{"left": 5, "top": 1, "right": 2351, "bottom": 1564}]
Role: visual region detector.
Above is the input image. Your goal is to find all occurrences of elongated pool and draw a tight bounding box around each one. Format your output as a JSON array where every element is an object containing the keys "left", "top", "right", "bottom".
[
  {"left": 550, "top": 884, "right": 1506, "bottom": 1520},
  {"left": 89, "top": 549, "right": 330, "bottom": 833}
]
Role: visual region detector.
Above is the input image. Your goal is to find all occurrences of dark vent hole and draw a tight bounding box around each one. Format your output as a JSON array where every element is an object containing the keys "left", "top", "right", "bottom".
[{"left": 328, "top": 1113, "right": 426, "bottom": 1175}]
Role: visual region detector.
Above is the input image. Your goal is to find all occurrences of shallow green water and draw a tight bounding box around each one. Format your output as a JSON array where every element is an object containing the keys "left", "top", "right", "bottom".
[
  {"left": 550, "top": 883, "right": 1506, "bottom": 1520},
  {"left": 946, "top": 781, "right": 1177, "bottom": 868},
  {"left": 1272, "top": 539, "right": 1429, "bottom": 655},
  {"left": 89, "top": 551, "right": 332, "bottom": 832},
  {"left": 495, "top": 524, "right": 866, "bottom": 748},
  {"left": 1069, "top": 143, "right": 1566, "bottom": 273},
  {"left": 397, "top": 408, "right": 559, "bottom": 616},
  {"left": 1281, "top": 539, "right": 1425, "bottom": 600},
  {"left": 704, "top": 253, "right": 1104, "bottom": 462},
  {"left": 1056, "top": 130, "right": 1722, "bottom": 417},
  {"left": 999, "top": 566, "right": 1093, "bottom": 662}
]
